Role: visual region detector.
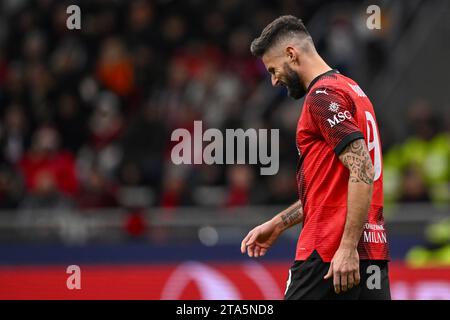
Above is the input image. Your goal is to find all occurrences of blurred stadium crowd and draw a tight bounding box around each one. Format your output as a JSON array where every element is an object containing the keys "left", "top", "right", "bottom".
[{"left": 0, "top": 0, "right": 449, "bottom": 213}]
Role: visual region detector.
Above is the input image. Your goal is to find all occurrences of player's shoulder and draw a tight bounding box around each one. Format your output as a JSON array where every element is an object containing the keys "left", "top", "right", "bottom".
[
  {"left": 305, "top": 82, "right": 351, "bottom": 110},
  {"left": 311, "top": 71, "right": 355, "bottom": 94},
  {"left": 310, "top": 71, "right": 366, "bottom": 104},
  {"left": 331, "top": 73, "right": 368, "bottom": 99}
]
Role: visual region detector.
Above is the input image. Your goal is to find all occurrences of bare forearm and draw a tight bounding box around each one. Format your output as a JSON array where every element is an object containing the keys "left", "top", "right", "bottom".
[
  {"left": 339, "top": 139, "right": 375, "bottom": 249},
  {"left": 271, "top": 199, "right": 304, "bottom": 233},
  {"left": 341, "top": 181, "right": 372, "bottom": 248}
]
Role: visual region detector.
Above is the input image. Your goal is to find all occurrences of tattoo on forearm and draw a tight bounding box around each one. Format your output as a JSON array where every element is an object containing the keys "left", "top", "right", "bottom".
[
  {"left": 281, "top": 203, "right": 303, "bottom": 226},
  {"left": 339, "top": 139, "right": 374, "bottom": 184}
]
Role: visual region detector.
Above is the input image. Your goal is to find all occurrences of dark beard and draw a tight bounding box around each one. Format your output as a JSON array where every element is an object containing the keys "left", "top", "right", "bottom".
[{"left": 283, "top": 63, "right": 305, "bottom": 100}]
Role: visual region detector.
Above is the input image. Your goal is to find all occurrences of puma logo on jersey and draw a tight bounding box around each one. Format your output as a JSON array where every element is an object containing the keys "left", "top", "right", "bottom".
[{"left": 315, "top": 89, "right": 328, "bottom": 95}]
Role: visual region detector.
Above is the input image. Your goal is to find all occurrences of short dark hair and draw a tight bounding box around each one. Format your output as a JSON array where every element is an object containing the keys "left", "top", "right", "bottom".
[{"left": 250, "top": 15, "right": 310, "bottom": 57}]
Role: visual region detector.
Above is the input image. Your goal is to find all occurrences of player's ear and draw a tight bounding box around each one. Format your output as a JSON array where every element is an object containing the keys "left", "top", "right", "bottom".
[{"left": 285, "top": 46, "right": 298, "bottom": 64}]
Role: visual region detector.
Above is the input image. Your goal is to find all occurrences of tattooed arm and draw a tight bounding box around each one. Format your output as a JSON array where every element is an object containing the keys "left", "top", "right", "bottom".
[
  {"left": 338, "top": 138, "right": 375, "bottom": 248},
  {"left": 241, "top": 200, "right": 303, "bottom": 258},
  {"left": 276, "top": 199, "right": 304, "bottom": 231},
  {"left": 324, "top": 138, "right": 375, "bottom": 293}
]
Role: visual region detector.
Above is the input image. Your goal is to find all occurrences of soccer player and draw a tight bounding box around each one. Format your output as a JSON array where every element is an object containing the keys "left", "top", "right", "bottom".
[{"left": 241, "top": 15, "right": 390, "bottom": 300}]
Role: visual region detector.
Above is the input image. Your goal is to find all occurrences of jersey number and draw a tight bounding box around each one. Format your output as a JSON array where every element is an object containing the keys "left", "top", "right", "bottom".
[{"left": 365, "top": 111, "right": 382, "bottom": 181}]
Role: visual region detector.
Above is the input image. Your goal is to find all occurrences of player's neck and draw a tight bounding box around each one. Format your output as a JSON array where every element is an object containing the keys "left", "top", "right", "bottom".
[{"left": 301, "top": 58, "right": 333, "bottom": 90}]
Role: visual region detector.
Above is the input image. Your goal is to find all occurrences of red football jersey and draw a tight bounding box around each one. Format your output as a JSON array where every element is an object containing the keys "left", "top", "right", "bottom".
[{"left": 295, "top": 69, "right": 389, "bottom": 262}]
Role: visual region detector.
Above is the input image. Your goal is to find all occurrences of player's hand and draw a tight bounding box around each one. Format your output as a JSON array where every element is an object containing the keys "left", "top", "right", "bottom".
[
  {"left": 324, "top": 246, "right": 360, "bottom": 294},
  {"left": 240, "top": 220, "right": 281, "bottom": 258}
]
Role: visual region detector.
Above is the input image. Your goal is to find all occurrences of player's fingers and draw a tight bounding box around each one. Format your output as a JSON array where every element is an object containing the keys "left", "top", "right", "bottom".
[
  {"left": 347, "top": 272, "right": 355, "bottom": 290},
  {"left": 324, "top": 262, "right": 333, "bottom": 279},
  {"left": 339, "top": 271, "right": 348, "bottom": 292},
  {"left": 260, "top": 248, "right": 268, "bottom": 256},
  {"left": 354, "top": 269, "right": 361, "bottom": 286},
  {"left": 247, "top": 244, "right": 255, "bottom": 257},
  {"left": 241, "top": 232, "right": 252, "bottom": 253},
  {"left": 333, "top": 270, "right": 341, "bottom": 294},
  {"left": 245, "top": 229, "right": 260, "bottom": 247},
  {"left": 254, "top": 246, "right": 261, "bottom": 258}
]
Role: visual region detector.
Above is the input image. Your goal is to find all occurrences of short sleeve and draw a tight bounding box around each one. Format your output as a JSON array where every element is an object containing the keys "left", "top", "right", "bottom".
[{"left": 307, "top": 87, "right": 364, "bottom": 155}]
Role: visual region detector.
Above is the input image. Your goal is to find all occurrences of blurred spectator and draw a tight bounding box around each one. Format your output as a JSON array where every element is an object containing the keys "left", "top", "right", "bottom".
[
  {"left": 54, "top": 92, "right": 87, "bottom": 153},
  {"left": 226, "top": 28, "right": 264, "bottom": 89},
  {"left": 89, "top": 92, "right": 124, "bottom": 149},
  {"left": 22, "top": 30, "right": 47, "bottom": 63},
  {"left": 77, "top": 166, "right": 118, "bottom": 209},
  {"left": 25, "top": 62, "right": 54, "bottom": 123},
  {"left": 2, "top": 62, "right": 26, "bottom": 104},
  {"left": 20, "top": 170, "right": 73, "bottom": 210},
  {"left": 161, "top": 15, "right": 187, "bottom": 52},
  {"left": 159, "top": 165, "right": 193, "bottom": 208},
  {"left": 323, "top": 13, "right": 357, "bottom": 76},
  {"left": 126, "top": 0, "right": 156, "bottom": 44},
  {"left": 398, "top": 165, "right": 431, "bottom": 203},
  {"left": 406, "top": 99, "right": 438, "bottom": 141},
  {"left": 224, "top": 165, "right": 255, "bottom": 207},
  {"left": 0, "top": 165, "right": 23, "bottom": 210},
  {"left": 79, "top": 91, "right": 124, "bottom": 177},
  {"left": 131, "top": 44, "right": 161, "bottom": 100},
  {"left": 119, "top": 161, "right": 145, "bottom": 187},
  {"left": 120, "top": 103, "right": 167, "bottom": 188},
  {"left": 96, "top": 37, "right": 135, "bottom": 97},
  {"left": 18, "top": 126, "right": 78, "bottom": 196},
  {"left": 50, "top": 37, "right": 87, "bottom": 86},
  {"left": 0, "top": 105, "right": 30, "bottom": 164}
]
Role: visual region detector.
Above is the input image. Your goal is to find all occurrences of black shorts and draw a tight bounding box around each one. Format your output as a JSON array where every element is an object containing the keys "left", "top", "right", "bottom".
[{"left": 284, "top": 250, "right": 391, "bottom": 300}]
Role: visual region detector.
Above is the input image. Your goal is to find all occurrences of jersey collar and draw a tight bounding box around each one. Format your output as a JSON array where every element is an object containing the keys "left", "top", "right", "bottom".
[{"left": 306, "top": 69, "right": 340, "bottom": 93}]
